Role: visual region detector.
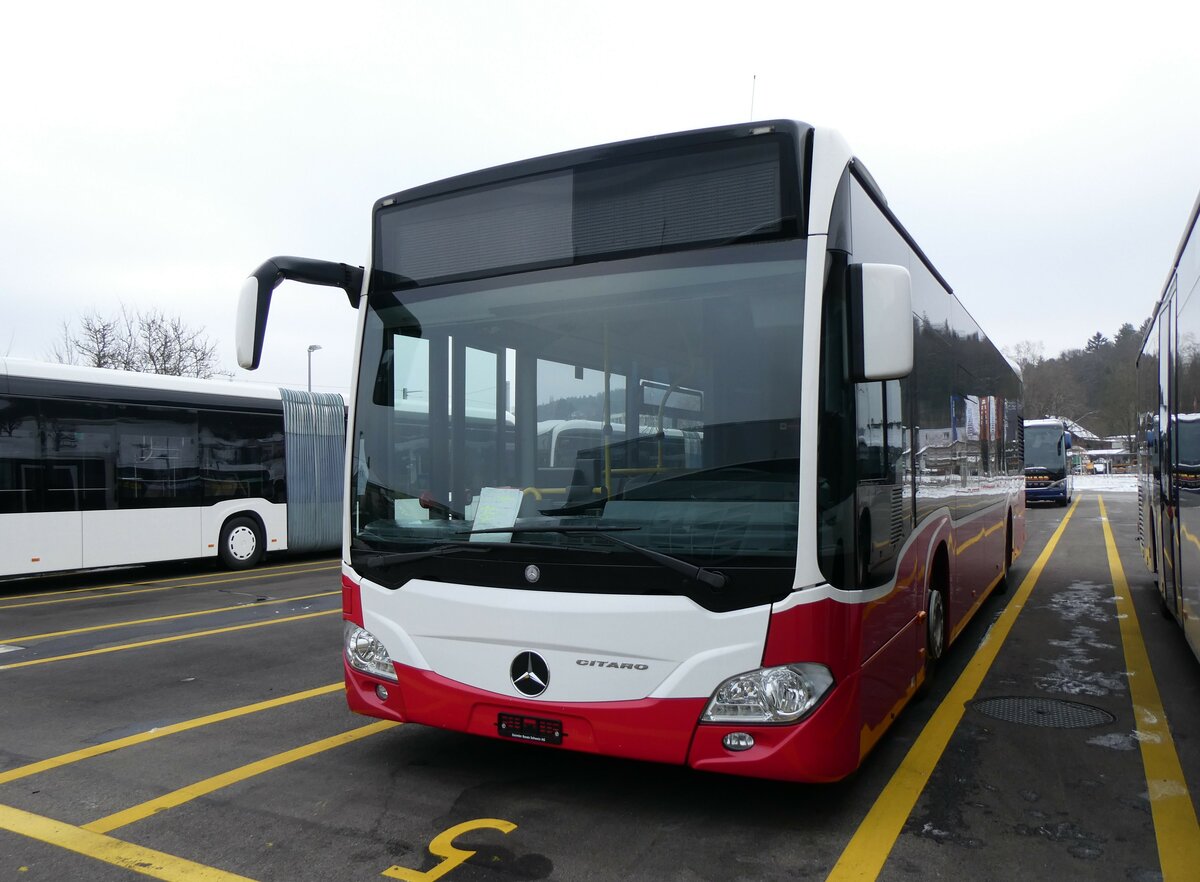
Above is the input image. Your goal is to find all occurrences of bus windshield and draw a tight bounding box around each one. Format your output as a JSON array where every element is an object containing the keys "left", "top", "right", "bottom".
[
  {"left": 1025, "top": 424, "right": 1068, "bottom": 474},
  {"left": 350, "top": 242, "right": 805, "bottom": 596}
]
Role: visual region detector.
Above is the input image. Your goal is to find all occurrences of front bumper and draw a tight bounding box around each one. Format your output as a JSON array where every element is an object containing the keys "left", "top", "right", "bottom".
[{"left": 344, "top": 659, "right": 862, "bottom": 782}]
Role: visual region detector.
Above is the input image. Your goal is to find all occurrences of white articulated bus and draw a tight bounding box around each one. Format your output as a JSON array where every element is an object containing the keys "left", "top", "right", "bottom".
[
  {"left": 0, "top": 358, "right": 344, "bottom": 577},
  {"left": 1137, "top": 189, "right": 1200, "bottom": 665},
  {"left": 237, "top": 120, "right": 1024, "bottom": 782}
]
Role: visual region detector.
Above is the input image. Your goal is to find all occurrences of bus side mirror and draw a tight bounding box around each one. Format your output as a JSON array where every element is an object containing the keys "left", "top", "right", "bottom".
[
  {"left": 236, "top": 275, "right": 272, "bottom": 371},
  {"left": 849, "top": 263, "right": 913, "bottom": 380},
  {"left": 1064, "top": 434, "right": 1073, "bottom": 450},
  {"left": 236, "top": 257, "right": 366, "bottom": 370}
]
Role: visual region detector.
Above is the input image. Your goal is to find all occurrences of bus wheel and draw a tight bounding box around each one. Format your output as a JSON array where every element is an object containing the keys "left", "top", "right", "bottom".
[
  {"left": 926, "top": 587, "right": 946, "bottom": 665},
  {"left": 995, "top": 514, "right": 1013, "bottom": 595},
  {"left": 917, "top": 555, "right": 948, "bottom": 699},
  {"left": 219, "top": 517, "right": 263, "bottom": 569}
]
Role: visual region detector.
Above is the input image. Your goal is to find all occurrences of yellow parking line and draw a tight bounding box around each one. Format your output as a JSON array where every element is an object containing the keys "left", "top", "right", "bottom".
[
  {"left": 0, "top": 801, "right": 259, "bottom": 881},
  {"left": 1, "top": 592, "right": 339, "bottom": 643},
  {"left": 0, "top": 683, "right": 343, "bottom": 786},
  {"left": 1098, "top": 496, "right": 1200, "bottom": 880},
  {"left": 0, "top": 563, "right": 338, "bottom": 610},
  {"left": 826, "top": 495, "right": 1082, "bottom": 881},
  {"left": 0, "top": 610, "right": 339, "bottom": 671},
  {"left": 0, "top": 558, "right": 339, "bottom": 602},
  {"left": 83, "top": 721, "right": 399, "bottom": 834}
]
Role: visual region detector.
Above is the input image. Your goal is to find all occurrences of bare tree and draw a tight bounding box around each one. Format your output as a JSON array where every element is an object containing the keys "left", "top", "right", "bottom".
[
  {"left": 1005, "top": 340, "right": 1044, "bottom": 373},
  {"left": 137, "top": 309, "right": 222, "bottom": 377},
  {"left": 51, "top": 305, "right": 224, "bottom": 378}
]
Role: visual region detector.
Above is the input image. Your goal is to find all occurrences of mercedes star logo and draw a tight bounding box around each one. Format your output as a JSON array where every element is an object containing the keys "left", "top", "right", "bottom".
[{"left": 510, "top": 651, "right": 550, "bottom": 697}]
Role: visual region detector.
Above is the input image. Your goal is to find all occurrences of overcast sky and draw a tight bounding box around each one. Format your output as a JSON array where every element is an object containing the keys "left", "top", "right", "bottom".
[{"left": 3, "top": 1, "right": 1198, "bottom": 395}]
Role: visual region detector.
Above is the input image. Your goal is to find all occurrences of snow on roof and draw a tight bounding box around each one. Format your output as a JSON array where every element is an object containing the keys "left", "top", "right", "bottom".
[{"left": 1042, "top": 415, "right": 1101, "bottom": 441}]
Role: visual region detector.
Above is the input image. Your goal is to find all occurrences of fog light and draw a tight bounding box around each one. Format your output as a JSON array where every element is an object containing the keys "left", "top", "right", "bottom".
[
  {"left": 723, "top": 732, "right": 755, "bottom": 752},
  {"left": 375, "top": 684, "right": 389, "bottom": 701}
]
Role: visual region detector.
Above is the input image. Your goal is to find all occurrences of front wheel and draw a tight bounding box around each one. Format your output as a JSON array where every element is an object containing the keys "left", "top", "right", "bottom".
[{"left": 219, "top": 516, "right": 263, "bottom": 570}]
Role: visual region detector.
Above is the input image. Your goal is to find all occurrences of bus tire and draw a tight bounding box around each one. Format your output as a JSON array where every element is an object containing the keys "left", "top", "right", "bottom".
[
  {"left": 995, "top": 513, "right": 1014, "bottom": 595},
  {"left": 916, "top": 549, "right": 949, "bottom": 699},
  {"left": 219, "top": 516, "right": 263, "bottom": 570}
]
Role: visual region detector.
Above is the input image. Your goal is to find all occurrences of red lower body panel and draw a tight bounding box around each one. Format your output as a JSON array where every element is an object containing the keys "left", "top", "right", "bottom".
[
  {"left": 346, "top": 661, "right": 707, "bottom": 765},
  {"left": 345, "top": 660, "right": 865, "bottom": 782},
  {"left": 686, "top": 668, "right": 863, "bottom": 783}
]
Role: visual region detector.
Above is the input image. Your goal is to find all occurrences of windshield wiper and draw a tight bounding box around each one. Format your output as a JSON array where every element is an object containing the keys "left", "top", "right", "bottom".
[
  {"left": 358, "top": 544, "right": 492, "bottom": 569},
  {"left": 465, "top": 525, "right": 728, "bottom": 590}
]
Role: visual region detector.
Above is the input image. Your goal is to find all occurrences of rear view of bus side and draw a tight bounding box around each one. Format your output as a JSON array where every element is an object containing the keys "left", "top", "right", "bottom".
[
  {"left": 240, "top": 120, "right": 1025, "bottom": 782},
  {"left": 1138, "top": 190, "right": 1200, "bottom": 665}
]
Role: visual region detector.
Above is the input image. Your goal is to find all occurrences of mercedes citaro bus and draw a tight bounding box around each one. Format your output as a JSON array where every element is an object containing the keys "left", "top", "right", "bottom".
[{"left": 237, "top": 120, "right": 1024, "bottom": 782}]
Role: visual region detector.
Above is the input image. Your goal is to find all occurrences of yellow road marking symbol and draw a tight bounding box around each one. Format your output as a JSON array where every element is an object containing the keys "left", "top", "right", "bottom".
[{"left": 381, "top": 819, "right": 518, "bottom": 881}]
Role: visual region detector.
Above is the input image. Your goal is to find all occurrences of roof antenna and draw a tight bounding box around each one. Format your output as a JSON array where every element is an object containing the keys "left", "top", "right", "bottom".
[{"left": 750, "top": 74, "right": 757, "bottom": 119}]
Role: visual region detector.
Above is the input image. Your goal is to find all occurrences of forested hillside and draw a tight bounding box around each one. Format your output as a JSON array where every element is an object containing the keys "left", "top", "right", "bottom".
[{"left": 1008, "top": 320, "right": 1149, "bottom": 441}]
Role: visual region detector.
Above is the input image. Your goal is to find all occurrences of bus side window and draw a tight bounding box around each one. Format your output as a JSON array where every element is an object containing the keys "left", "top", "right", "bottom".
[
  {"left": 0, "top": 396, "right": 43, "bottom": 513},
  {"left": 855, "top": 382, "right": 886, "bottom": 481},
  {"left": 115, "top": 405, "right": 200, "bottom": 508}
]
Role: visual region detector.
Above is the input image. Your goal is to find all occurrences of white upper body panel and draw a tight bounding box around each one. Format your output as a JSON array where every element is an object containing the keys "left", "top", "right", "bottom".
[{"left": 359, "top": 575, "right": 771, "bottom": 702}]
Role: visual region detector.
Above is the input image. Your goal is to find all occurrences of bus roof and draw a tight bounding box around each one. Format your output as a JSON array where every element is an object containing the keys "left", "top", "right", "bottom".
[{"left": 0, "top": 357, "right": 291, "bottom": 406}]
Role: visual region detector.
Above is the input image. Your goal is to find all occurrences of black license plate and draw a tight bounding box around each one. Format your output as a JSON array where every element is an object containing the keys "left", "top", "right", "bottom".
[{"left": 497, "top": 713, "right": 563, "bottom": 745}]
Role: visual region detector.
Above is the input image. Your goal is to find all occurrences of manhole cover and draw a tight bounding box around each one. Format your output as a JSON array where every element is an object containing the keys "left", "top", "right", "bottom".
[{"left": 972, "top": 696, "right": 1115, "bottom": 728}]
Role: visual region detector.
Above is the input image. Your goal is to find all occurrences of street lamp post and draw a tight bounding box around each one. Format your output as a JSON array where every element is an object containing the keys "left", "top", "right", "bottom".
[{"left": 307, "top": 344, "right": 322, "bottom": 392}]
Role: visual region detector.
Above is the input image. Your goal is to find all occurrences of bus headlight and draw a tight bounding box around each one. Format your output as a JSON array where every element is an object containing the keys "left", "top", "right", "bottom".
[
  {"left": 344, "top": 623, "right": 398, "bottom": 682},
  {"left": 701, "top": 664, "right": 833, "bottom": 724}
]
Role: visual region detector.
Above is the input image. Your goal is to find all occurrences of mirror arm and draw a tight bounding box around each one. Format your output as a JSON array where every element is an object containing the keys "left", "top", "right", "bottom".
[
  {"left": 237, "top": 256, "right": 366, "bottom": 371},
  {"left": 251, "top": 256, "right": 365, "bottom": 308}
]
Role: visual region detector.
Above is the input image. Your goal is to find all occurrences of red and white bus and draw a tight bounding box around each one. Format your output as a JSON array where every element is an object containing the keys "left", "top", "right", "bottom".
[{"left": 237, "top": 121, "right": 1024, "bottom": 782}]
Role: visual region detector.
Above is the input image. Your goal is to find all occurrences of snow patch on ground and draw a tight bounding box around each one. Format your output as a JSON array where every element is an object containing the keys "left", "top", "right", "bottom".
[{"left": 1070, "top": 475, "right": 1137, "bottom": 493}]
